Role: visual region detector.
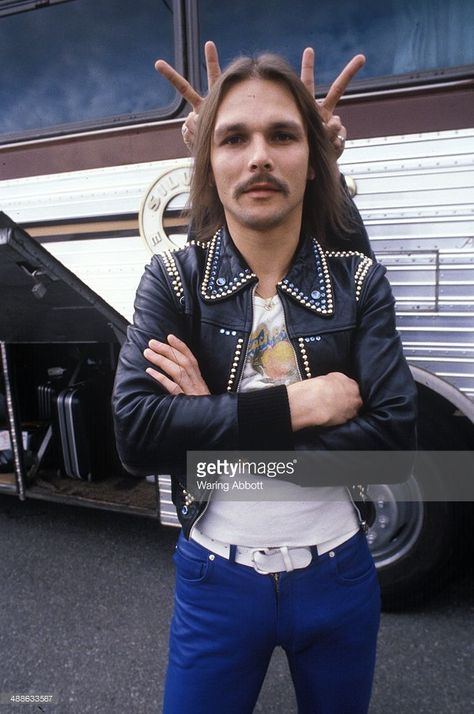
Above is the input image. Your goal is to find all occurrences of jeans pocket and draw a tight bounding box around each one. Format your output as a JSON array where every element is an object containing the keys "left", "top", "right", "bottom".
[
  {"left": 331, "top": 533, "right": 376, "bottom": 585},
  {"left": 173, "top": 544, "right": 213, "bottom": 583}
]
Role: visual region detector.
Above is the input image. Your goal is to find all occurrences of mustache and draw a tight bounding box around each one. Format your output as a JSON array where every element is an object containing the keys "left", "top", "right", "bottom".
[{"left": 233, "top": 174, "right": 289, "bottom": 199}]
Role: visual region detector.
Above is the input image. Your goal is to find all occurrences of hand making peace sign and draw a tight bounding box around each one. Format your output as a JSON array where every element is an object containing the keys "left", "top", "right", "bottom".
[{"left": 155, "top": 41, "right": 365, "bottom": 158}]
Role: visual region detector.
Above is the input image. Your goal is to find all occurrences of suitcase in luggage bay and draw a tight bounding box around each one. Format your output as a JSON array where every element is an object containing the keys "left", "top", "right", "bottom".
[
  {"left": 38, "top": 368, "right": 67, "bottom": 421},
  {"left": 57, "top": 383, "right": 98, "bottom": 481}
]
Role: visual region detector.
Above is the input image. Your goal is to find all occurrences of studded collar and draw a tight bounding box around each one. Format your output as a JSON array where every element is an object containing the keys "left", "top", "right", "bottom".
[{"left": 200, "top": 226, "right": 335, "bottom": 316}]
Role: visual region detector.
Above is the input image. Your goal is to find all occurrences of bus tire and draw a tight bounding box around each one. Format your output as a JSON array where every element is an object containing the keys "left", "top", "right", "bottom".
[{"left": 366, "top": 456, "right": 456, "bottom": 610}]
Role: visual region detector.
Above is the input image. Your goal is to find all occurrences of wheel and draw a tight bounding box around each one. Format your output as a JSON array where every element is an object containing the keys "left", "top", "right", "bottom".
[{"left": 366, "top": 460, "right": 456, "bottom": 610}]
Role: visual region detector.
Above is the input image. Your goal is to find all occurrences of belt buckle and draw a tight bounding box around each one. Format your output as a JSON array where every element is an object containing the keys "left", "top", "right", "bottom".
[
  {"left": 250, "top": 546, "right": 312, "bottom": 574},
  {"left": 250, "top": 546, "right": 297, "bottom": 574},
  {"left": 250, "top": 547, "right": 277, "bottom": 575}
]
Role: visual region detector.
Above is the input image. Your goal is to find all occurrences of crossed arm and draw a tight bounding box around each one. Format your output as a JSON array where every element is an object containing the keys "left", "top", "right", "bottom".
[
  {"left": 144, "top": 336, "right": 362, "bottom": 430},
  {"left": 113, "top": 259, "right": 416, "bottom": 477}
]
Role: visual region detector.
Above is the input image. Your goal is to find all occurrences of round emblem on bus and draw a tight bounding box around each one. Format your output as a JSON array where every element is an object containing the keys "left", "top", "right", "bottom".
[{"left": 139, "top": 161, "right": 193, "bottom": 254}]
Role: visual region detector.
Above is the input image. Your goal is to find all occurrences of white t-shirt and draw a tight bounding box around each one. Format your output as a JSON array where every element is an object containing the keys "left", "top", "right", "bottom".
[{"left": 194, "top": 290, "right": 359, "bottom": 548}]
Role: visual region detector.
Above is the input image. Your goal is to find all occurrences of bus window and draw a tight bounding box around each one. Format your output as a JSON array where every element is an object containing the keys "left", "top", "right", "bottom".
[
  {"left": 0, "top": 0, "right": 178, "bottom": 141},
  {"left": 197, "top": 0, "right": 474, "bottom": 92}
]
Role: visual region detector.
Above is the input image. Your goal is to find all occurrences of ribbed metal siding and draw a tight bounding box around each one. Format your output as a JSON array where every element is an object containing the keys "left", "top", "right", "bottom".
[{"left": 341, "top": 129, "right": 474, "bottom": 400}]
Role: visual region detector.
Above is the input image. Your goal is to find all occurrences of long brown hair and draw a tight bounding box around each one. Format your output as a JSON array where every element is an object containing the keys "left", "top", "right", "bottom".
[{"left": 189, "top": 53, "right": 353, "bottom": 244}]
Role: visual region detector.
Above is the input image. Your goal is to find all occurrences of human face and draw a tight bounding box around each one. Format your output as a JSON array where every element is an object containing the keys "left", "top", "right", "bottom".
[{"left": 210, "top": 78, "right": 314, "bottom": 235}]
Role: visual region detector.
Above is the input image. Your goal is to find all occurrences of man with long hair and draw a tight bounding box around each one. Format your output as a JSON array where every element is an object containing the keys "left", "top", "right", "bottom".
[{"left": 113, "top": 47, "right": 416, "bottom": 713}]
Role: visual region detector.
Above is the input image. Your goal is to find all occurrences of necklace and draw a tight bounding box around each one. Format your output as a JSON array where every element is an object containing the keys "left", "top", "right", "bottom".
[{"left": 255, "top": 288, "right": 276, "bottom": 311}]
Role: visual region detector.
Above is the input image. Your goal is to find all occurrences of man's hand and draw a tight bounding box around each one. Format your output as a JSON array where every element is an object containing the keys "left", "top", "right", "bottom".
[
  {"left": 155, "top": 41, "right": 221, "bottom": 112},
  {"left": 287, "top": 372, "right": 363, "bottom": 430},
  {"left": 301, "top": 47, "right": 365, "bottom": 158},
  {"left": 144, "top": 334, "right": 210, "bottom": 396},
  {"left": 155, "top": 41, "right": 220, "bottom": 153},
  {"left": 155, "top": 42, "right": 365, "bottom": 157}
]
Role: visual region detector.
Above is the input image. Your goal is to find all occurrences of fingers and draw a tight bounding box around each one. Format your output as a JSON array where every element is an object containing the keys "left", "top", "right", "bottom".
[
  {"left": 181, "top": 111, "right": 198, "bottom": 154},
  {"left": 314, "top": 372, "right": 363, "bottom": 426},
  {"left": 144, "top": 336, "right": 210, "bottom": 396},
  {"left": 300, "top": 47, "right": 315, "bottom": 97},
  {"left": 288, "top": 372, "right": 363, "bottom": 430},
  {"left": 327, "top": 372, "right": 363, "bottom": 413},
  {"left": 155, "top": 40, "right": 221, "bottom": 108},
  {"left": 145, "top": 367, "right": 183, "bottom": 395},
  {"left": 204, "top": 40, "right": 221, "bottom": 89},
  {"left": 154, "top": 59, "right": 203, "bottom": 111},
  {"left": 323, "top": 54, "right": 366, "bottom": 114},
  {"left": 164, "top": 334, "right": 199, "bottom": 364},
  {"left": 145, "top": 337, "right": 196, "bottom": 378},
  {"left": 156, "top": 41, "right": 220, "bottom": 151},
  {"left": 324, "top": 115, "right": 347, "bottom": 158},
  {"left": 144, "top": 347, "right": 185, "bottom": 386}
]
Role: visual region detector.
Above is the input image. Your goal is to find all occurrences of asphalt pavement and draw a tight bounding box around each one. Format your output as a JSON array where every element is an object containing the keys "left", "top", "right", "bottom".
[{"left": 0, "top": 496, "right": 472, "bottom": 714}]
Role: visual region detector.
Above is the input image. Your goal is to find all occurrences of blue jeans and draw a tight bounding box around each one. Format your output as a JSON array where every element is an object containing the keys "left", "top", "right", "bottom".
[{"left": 163, "top": 529, "right": 381, "bottom": 714}]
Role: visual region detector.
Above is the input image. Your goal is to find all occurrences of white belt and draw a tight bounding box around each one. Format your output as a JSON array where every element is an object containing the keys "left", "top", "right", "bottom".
[{"left": 191, "top": 527, "right": 358, "bottom": 575}]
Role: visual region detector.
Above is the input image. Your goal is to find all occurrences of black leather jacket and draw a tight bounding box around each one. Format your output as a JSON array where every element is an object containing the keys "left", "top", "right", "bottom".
[{"left": 112, "top": 227, "right": 417, "bottom": 538}]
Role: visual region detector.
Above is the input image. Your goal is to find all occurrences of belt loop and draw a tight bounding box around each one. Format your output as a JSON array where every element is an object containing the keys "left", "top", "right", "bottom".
[{"left": 228, "top": 544, "right": 237, "bottom": 563}]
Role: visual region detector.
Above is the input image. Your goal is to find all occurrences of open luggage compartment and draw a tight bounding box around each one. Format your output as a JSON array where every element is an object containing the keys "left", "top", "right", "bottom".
[{"left": 0, "top": 212, "right": 160, "bottom": 517}]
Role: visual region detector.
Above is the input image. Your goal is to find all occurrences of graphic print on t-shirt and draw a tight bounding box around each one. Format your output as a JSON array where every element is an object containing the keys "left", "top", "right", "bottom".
[{"left": 244, "top": 308, "right": 300, "bottom": 386}]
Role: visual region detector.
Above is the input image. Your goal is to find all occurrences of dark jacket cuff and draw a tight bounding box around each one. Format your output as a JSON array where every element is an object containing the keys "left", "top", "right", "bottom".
[{"left": 237, "top": 385, "right": 294, "bottom": 450}]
